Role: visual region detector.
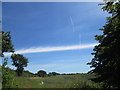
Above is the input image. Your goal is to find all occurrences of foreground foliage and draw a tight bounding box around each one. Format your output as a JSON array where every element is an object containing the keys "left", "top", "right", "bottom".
[
  {"left": 1, "top": 31, "right": 14, "bottom": 57},
  {"left": 2, "top": 67, "right": 35, "bottom": 88},
  {"left": 1, "top": 30, "right": 15, "bottom": 88},
  {"left": 88, "top": 1, "right": 120, "bottom": 88},
  {"left": 1, "top": 31, "right": 29, "bottom": 88}
]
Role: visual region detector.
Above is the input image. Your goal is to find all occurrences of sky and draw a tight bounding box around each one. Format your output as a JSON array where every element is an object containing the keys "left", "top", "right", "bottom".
[
  {"left": 2, "top": 0, "right": 103, "bottom": 2},
  {"left": 2, "top": 2, "right": 109, "bottom": 74}
]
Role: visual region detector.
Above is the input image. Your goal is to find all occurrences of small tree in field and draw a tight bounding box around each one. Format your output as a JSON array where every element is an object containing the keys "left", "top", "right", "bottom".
[
  {"left": 37, "top": 70, "right": 47, "bottom": 77},
  {"left": 11, "top": 54, "right": 28, "bottom": 76}
]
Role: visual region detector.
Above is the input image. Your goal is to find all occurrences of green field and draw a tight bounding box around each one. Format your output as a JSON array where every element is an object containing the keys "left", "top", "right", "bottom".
[{"left": 11, "top": 74, "right": 102, "bottom": 88}]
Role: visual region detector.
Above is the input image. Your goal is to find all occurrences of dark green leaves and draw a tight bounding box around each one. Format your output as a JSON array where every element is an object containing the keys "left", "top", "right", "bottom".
[
  {"left": 11, "top": 54, "right": 28, "bottom": 76},
  {"left": 88, "top": 1, "right": 120, "bottom": 88},
  {"left": 1, "top": 31, "right": 14, "bottom": 57}
]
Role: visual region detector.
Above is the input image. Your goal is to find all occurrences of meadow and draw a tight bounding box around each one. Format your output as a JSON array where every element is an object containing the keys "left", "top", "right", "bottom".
[{"left": 11, "top": 73, "right": 102, "bottom": 88}]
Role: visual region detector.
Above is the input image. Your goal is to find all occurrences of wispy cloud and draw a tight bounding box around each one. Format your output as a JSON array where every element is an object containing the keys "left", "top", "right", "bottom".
[
  {"left": 70, "top": 16, "right": 75, "bottom": 32},
  {"left": 4, "top": 43, "right": 98, "bottom": 56}
]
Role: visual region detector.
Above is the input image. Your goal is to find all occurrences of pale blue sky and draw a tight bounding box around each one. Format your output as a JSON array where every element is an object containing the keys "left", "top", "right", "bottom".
[{"left": 2, "top": 2, "right": 109, "bottom": 74}]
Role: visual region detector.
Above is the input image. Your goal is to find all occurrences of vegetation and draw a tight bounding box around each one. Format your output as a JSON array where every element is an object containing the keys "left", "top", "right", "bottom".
[
  {"left": 88, "top": 1, "right": 120, "bottom": 88},
  {"left": 11, "top": 54, "right": 28, "bottom": 76},
  {"left": 1, "top": 30, "right": 29, "bottom": 87},
  {"left": 0, "top": 30, "right": 15, "bottom": 88},
  {"left": 1, "top": 31, "right": 14, "bottom": 57},
  {"left": 39, "top": 74, "right": 100, "bottom": 88},
  {"left": 2, "top": 68, "right": 102, "bottom": 88},
  {"left": 37, "top": 70, "right": 47, "bottom": 77},
  {"left": 48, "top": 72, "right": 60, "bottom": 76},
  {"left": 2, "top": 67, "right": 35, "bottom": 88},
  {"left": 1, "top": 1, "right": 120, "bottom": 89},
  {"left": 2, "top": 65, "right": 102, "bottom": 88},
  {"left": 0, "top": 31, "right": 2, "bottom": 56}
]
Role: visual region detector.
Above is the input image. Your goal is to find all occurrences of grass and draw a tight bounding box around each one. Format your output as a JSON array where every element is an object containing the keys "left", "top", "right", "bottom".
[
  {"left": 12, "top": 74, "right": 102, "bottom": 88},
  {"left": 12, "top": 77, "right": 42, "bottom": 88}
]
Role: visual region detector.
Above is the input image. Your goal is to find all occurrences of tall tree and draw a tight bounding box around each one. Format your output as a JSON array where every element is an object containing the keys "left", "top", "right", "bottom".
[
  {"left": 11, "top": 54, "right": 28, "bottom": 76},
  {"left": 0, "top": 31, "right": 2, "bottom": 56},
  {"left": 87, "top": 1, "right": 120, "bottom": 88},
  {"left": 0, "top": 31, "right": 14, "bottom": 57}
]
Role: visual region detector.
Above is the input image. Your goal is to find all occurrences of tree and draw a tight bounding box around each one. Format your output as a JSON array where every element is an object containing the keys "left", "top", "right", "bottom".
[
  {"left": 0, "top": 31, "right": 2, "bottom": 56},
  {"left": 87, "top": 1, "right": 120, "bottom": 88},
  {"left": 2, "top": 57, "right": 15, "bottom": 88},
  {"left": 48, "top": 72, "right": 60, "bottom": 76},
  {"left": 0, "top": 31, "right": 14, "bottom": 57},
  {"left": 0, "top": 30, "right": 15, "bottom": 88},
  {"left": 11, "top": 54, "right": 28, "bottom": 76},
  {"left": 37, "top": 70, "right": 47, "bottom": 77}
]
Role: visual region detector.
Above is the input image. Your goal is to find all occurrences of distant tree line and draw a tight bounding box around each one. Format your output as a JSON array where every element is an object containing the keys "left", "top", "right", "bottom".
[
  {"left": 35, "top": 70, "right": 83, "bottom": 77},
  {"left": 35, "top": 70, "right": 60, "bottom": 77}
]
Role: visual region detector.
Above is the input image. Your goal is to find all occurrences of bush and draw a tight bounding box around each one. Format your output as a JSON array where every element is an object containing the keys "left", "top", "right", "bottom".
[
  {"left": 2, "top": 67, "right": 15, "bottom": 88},
  {"left": 37, "top": 70, "right": 47, "bottom": 77}
]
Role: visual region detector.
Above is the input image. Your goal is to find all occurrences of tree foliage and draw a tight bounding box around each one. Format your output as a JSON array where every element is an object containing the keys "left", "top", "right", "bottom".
[
  {"left": 11, "top": 54, "right": 28, "bottom": 76},
  {"left": 0, "top": 30, "right": 15, "bottom": 88},
  {"left": 2, "top": 58, "right": 15, "bottom": 88},
  {"left": 0, "top": 31, "right": 2, "bottom": 56},
  {"left": 48, "top": 72, "right": 60, "bottom": 76},
  {"left": 37, "top": 70, "right": 47, "bottom": 77},
  {"left": 0, "top": 31, "right": 14, "bottom": 57},
  {"left": 88, "top": 1, "right": 120, "bottom": 88}
]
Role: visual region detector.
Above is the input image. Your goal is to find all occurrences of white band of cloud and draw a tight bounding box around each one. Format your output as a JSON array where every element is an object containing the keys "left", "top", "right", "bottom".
[
  {"left": 4, "top": 43, "right": 98, "bottom": 56},
  {"left": 2, "top": 0, "right": 103, "bottom": 2}
]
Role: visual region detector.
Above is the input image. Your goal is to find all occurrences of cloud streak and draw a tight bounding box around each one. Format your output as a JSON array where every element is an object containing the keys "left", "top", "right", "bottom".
[
  {"left": 70, "top": 16, "right": 75, "bottom": 32},
  {"left": 4, "top": 43, "right": 98, "bottom": 56}
]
